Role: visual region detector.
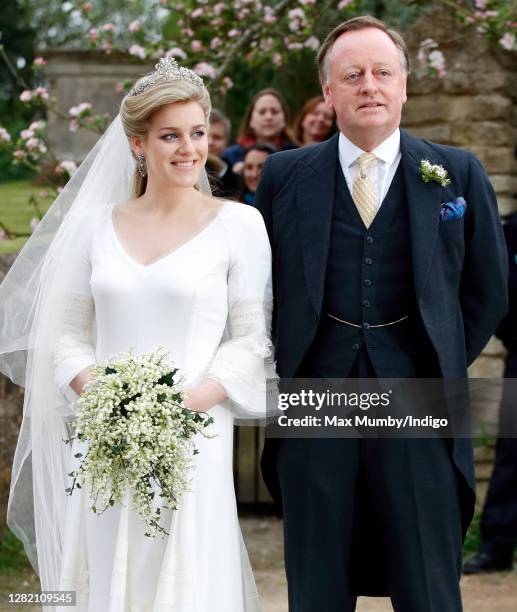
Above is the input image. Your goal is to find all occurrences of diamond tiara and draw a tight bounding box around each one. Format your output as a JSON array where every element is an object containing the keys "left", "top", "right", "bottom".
[{"left": 128, "top": 57, "right": 204, "bottom": 97}]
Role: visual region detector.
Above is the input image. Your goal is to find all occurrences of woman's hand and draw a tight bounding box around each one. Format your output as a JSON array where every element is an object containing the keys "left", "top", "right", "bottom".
[
  {"left": 69, "top": 366, "right": 94, "bottom": 396},
  {"left": 183, "top": 378, "right": 227, "bottom": 413}
]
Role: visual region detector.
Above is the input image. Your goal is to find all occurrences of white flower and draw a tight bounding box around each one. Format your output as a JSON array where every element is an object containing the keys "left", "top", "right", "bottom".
[
  {"left": 223, "top": 76, "right": 234, "bottom": 89},
  {"left": 56, "top": 160, "right": 78, "bottom": 176},
  {"left": 191, "top": 7, "right": 203, "bottom": 18},
  {"left": 191, "top": 40, "right": 203, "bottom": 51},
  {"left": 29, "top": 120, "right": 46, "bottom": 131},
  {"left": 428, "top": 50, "right": 446, "bottom": 78},
  {"left": 499, "top": 33, "right": 515, "bottom": 51},
  {"left": 288, "top": 8, "right": 305, "bottom": 20},
  {"left": 304, "top": 36, "right": 320, "bottom": 50},
  {"left": 420, "top": 159, "right": 451, "bottom": 186},
  {"left": 67, "top": 348, "right": 214, "bottom": 537},
  {"left": 20, "top": 90, "right": 33, "bottom": 102},
  {"left": 167, "top": 47, "right": 187, "bottom": 60},
  {"left": 129, "top": 44, "right": 146, "bottom": 59},
  {"left": 35, "top": 87, "right": 49, "bottom": 100},
  {"left": 20, "top": 129, "right": 35, "bottom": 140},
  {"left": 337, "top": 0, "right": 354, "bottom": 9},
  {"left": 228, "top": 29, "right": 240, "bottom": 38},
  {"left": 0, "top": 127, "right": 11, "bottom": 142},
  {"left": 128, "top": 19, "right": 141, "bottom": 33},
  {"left": 69, "top": 102, "right": 92, "bottom": 117},
  {"left": 194, "top": 62, "right": 216, "bottom": 79},
  {"left": 210, "top": 37, "right": 222, "bottom": 49}
]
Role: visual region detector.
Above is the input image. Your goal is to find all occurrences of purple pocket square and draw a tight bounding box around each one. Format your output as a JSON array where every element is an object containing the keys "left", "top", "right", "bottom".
[{"left": 440, "top": 197, "right": 466, "bottom": 222}]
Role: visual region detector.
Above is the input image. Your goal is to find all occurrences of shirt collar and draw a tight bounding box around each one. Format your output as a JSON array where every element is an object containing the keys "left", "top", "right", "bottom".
[{"left": 338, "top": 128, "right": 401, "bottom": 169}]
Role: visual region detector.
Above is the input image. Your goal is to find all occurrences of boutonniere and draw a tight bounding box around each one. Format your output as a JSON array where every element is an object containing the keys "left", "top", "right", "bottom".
[{"left": 420, "top": 159, "right": 451, "bottom": 187}]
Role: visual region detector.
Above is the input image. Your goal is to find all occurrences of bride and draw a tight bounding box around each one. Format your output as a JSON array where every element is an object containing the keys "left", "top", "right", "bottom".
[{"left": 0, "top": 58, "right": 272, "bottom": 611}]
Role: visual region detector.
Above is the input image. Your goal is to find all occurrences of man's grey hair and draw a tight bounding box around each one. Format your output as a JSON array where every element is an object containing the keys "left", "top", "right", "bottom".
[{"left": 317, "top": 15, "right": 410, "bottom": 84}]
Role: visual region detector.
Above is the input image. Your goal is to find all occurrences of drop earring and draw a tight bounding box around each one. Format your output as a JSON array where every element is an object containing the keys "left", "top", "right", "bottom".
[{"left": 137, "top": 153, "right": 147, "bottom": 177}]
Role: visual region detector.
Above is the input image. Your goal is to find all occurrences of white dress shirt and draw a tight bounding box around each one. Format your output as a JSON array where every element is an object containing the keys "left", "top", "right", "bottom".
[{"left": 338, "top": 129, "right": 401, "bottom": 209}]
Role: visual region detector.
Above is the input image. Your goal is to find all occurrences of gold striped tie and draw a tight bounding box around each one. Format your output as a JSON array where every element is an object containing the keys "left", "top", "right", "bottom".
[{"left": 352, "top": 152, "right": 377, "bottom": 228}]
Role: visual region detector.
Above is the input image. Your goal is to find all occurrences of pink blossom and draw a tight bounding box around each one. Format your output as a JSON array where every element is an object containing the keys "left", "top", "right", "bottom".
[
  {"left": 273, "top": 53, "right": 283, "bottom": 66},
  {"left": 194, "top": 62, "right": 216, "bottom": 79},
  {"left": 20, "top": 90, "right": 33, "bottom": 102},
  {"left": 465, "top": 16, "right": 476, "bottom": 24},
  {"left": 26, "top": 138, "right": 40, "bottom": 150},
  {"left": 213, "top": 2, "right": 225, "bottom": 15},
  {"left": 83, "top": 2, "right": 93, "bottom": 12},
  {"left": 191, "top": 8, "right": 204, "bottom": 18},
  {"left": 238, "top": 9, "right": 250, "bottom": 18},
  {"left": 485, "top": 10, "right": 498, "bottom": 17},
  {"left": 228, "top": 29, "right": 240, "bottom": 38},
  {"left": 35, "top": 87, "right": 49, "bottom": 100},
  {"left": 20, "top": 129, "right": 35, "bottom": 140},
  {"left": 210, "top": 18, "right": 224, "bottom": 26},
  {"left": 69, "top": 102, "right": 92, "bottom": 117},
  {"left": 29, "top": 120, "right": 45, "bottom": 131},
  {"left": 129, "top": 44, "right": 146, "bottom": 59},
  {"left": 0, "top": 127, "right": 11, "bottom": 142},
  {"left": 428, "top": 50, "right": 446, "bottom": 78},
  {"left": 304, "top": 36, "right": 320, "bottom": 50},
  {"left": 167, "top": 47, "right": 187, "bottom": 60},
  {"left": 102, "top": 40, "right": 113, "bottom": 53},
  {"left": 55, "top": 160, "right": 78, "bottom": 176},
  {"left": 115, "top": 81, "right": 124, "bottom": 93},
  {"left": 337, "top": 0, "right": 354, "bottom": 9},
  {"left": 129, "top": 19, "right": 141, "bottom": 33},
  {"left": 69, "top": 119, "right": 79, "bottom": 133},
  {"left": 499, "top": 33, "right": 516, "bottom": 51},
  {"left": 223, "top": 76, "right": 234, "bottom": 90},
  {"left": 88, "top": 28, "right": 99, "bottom": 42},
  {"left": 102, "top": 23, "right": 115, "bottom": 32},
  {"left": 299, "top": 0, "right": 316, "bottom": 3},
  {"left": 211, "top": 37, "right": 222, "bottom": 49},
  {"left": 13, "top": 149, "right": 25, "bottom": 159},
  {"left": 191, "top": 40, "right": 203, "bottom": 51},
  {"left": 264, "top": 15, "right": 277, "bottom": 23},
  {"left": 33, "top": 57, "right": 47, "bottom": 66},
  {"left": 182, "top": 28, "right": 194, "bottom": 36},
  {"left": 474, "top": 0, "right": 487, "bottom": 9},
  {"left": 288, "top": 42, "right": 304, "bottom": 50},
  {"left": 288, "top": 8, "right": 305, "bottom": 20}
]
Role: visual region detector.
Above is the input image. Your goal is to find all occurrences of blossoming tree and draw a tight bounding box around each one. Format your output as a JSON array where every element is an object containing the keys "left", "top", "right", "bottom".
[{"left": 0, "top": 0, "right": 515, "bottom": 239}]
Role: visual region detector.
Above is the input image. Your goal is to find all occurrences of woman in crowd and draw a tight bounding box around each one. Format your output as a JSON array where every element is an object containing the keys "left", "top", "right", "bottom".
[
  {"left": 239, "top": 143, "right": 276, "bottom": 206},
  {"left": 223, "top": 88, "right": 296, "bottom": 173},
  {"left": 292, "top": 95, "right": 336, "bottom": 146}
]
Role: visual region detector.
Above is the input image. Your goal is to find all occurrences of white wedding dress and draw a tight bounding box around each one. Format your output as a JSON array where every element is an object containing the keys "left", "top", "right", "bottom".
[{"left": 52, "top": 200, "right": 271, "bottom": 612}]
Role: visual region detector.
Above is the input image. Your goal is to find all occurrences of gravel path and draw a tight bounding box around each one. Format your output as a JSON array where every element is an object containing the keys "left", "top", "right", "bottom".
[{"left": 1, "top": 516, "right": 515, "bottom": 611}]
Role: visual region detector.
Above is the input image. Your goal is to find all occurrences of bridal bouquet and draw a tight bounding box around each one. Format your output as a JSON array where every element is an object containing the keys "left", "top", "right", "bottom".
[{"left": 65, "top": 347, "right": 214, "bottom": 537}]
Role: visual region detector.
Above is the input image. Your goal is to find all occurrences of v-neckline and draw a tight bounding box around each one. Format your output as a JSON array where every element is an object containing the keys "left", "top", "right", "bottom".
[{"left": 110, "top": 201, "right": 228, "bottom": 269}]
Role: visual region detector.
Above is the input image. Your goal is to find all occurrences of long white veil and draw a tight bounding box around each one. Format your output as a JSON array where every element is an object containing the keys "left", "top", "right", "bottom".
[{"left": 0, "top": 111, "right": 211, "bottom": 593}]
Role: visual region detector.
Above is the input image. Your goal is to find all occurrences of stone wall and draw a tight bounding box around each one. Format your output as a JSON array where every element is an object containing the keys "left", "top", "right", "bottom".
[
  {"left": 1, "top": 16, "right": 516, "bottom": 522},
  {"left": 44, "top": 49, "right": 150, "bottom": 161}
]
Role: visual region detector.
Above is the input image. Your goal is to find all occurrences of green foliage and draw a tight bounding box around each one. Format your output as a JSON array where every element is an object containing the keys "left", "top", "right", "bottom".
[
  {"left": 0, "top": 180, "right": 53, "bottom": 253},
  {"left": 0, "top": 528, "right": 30, "bottom": 571}
]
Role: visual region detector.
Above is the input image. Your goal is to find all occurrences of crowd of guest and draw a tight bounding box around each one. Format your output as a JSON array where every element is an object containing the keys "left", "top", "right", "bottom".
[{"left": 206, "top": 88, "right": 337, "bottom": 205}]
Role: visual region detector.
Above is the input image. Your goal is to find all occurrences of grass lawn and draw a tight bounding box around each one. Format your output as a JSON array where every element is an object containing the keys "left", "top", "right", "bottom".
[{"left": 0, "top": 181, "right": 53, "bottom": 255}]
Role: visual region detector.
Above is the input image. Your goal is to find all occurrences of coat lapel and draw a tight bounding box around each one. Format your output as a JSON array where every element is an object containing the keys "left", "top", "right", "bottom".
[
  {"left": 400, "top": 130, "right": 443, "bottom": 301},
  {"left": 296, "top": 134, "right": 338, "bottom": 315}
]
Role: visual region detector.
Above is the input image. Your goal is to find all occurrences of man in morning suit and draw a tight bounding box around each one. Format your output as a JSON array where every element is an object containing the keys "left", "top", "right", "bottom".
[{"left": 255, "top": 15, "right": 508, "bottom": 612}]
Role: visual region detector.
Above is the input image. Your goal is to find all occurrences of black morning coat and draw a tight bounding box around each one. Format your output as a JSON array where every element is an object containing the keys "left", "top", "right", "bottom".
[{"left": 255, "top": 129, "right": 508, "bottom": 527}]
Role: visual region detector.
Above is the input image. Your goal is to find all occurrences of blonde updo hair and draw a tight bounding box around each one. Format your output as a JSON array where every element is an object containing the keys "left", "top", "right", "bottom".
[{"left": 121, "top": 76, "right": 212, "bottom": 197}]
